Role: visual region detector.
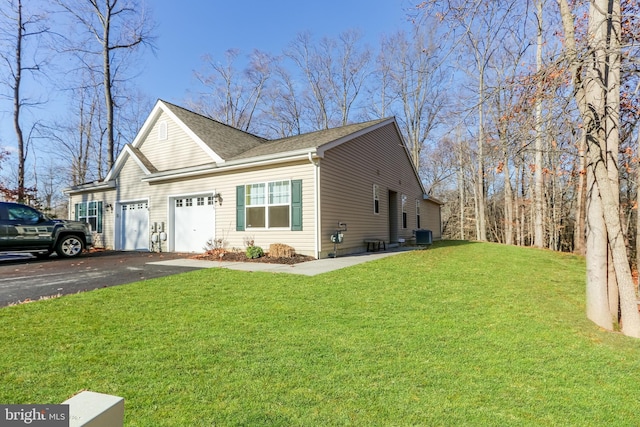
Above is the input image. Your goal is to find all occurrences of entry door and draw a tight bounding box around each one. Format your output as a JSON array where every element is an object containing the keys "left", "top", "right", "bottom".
[
  {"left": 120, "top": 202, "right": 149, "bottom": 250},
  {"left": 174, "top": 196, "right": 215, "bottom": 252}
]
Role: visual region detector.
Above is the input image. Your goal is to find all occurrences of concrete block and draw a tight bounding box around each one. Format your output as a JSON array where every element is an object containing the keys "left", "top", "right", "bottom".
[{"left": 62, "top": 391, "right": 124, "bottom": 427}]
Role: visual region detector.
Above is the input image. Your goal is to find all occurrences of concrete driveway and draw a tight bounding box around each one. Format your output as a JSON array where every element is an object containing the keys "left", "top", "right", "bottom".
[{"left": 0, "top": 251, "right": 200, "bottom": 307}]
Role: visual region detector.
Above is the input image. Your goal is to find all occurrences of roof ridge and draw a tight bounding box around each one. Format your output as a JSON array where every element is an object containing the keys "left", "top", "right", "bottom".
[
  {"left": 158, "top": 99, "right": 268, "bottom": 142},
  {"left": 268, "top": 117, "right": 392, "bottom": 144}
]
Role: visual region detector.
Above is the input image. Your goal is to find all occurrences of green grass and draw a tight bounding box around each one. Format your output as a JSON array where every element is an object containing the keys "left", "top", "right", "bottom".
[{"left": 2, "top": 241, "right": 640, "bottom": 426}]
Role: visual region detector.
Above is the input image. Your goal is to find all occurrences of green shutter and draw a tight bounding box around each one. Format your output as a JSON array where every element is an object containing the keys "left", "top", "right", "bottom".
[
  {"left": 74, "top": 203, "right": 80, "bottom": 221},
  {"left": 291, "top": 179, "right": 302, "bottom": 231},
  {"left": 97, "top": 201, "right": 103, "bottom": 233},
  {"left": 236, "top": 185, "right": 245, "bottom": 231}
]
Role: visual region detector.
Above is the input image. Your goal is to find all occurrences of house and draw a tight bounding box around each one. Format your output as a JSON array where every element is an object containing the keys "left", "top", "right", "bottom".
[{"left": 65, "top": 100, "right": 442, "bottom": 259}]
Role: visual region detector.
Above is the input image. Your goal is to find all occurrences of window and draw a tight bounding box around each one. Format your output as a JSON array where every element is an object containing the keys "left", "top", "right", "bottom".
[
  {"left": 75, "top": 201, "right": 103, "bottom": 233},
  {"left": 236, "top": 180, "right": 303, "bottom": 231},
  {"left": 246, "top": 183, "right": 266, "bottom": 227},
  {"left": 197, "top": 197, "right": 205, "bottom": 206},
  {"left": 6, "top": 204, "right": 41, "bottom": 223},
  {"left": 245, "top": 181, "right": 290, "bottom": 228},
  {"left": 175, "top": 199, "right": 183, "bottom": 208},
  {"left": 185, "top": 198, "right": 193, "bottom": 207},
  {"left": 402, "top": 194, "right": 407, "bottom": 229},
  {"left": 416, "top": 199, "right": 421, "bottom": 229},
  {"left": 373, "top": 184, "right": 380, "bottom": 214}
]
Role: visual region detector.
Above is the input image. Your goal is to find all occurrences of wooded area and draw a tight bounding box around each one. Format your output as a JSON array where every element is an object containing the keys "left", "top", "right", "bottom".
[{"left": 0, "top": 1, "right": 639, "bottom": 333}]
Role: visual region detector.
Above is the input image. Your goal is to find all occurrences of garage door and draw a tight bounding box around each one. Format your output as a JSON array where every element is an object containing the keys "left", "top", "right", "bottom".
[
  {"left": 174, "top": 196, "right": 215, "bottom": 252},
  {"left": 120, "top": 201, "right": 149, "bottom": 251}
]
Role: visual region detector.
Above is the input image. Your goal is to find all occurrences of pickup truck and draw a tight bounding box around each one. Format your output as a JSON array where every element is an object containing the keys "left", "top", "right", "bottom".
[{"left": 0, "top": 201, "right": 93, "bottom": 258}]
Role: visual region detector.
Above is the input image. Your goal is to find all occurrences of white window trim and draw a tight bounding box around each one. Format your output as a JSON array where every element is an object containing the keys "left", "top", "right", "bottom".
[
  {"left": 245, "top": 180, "right": 292, "bottom": 229},
  {"left": 76, "top": 200, "right": 103, "bottom": 233},
  {"left": 373, "top": 184, "right": 380, "bottom": 215},
  {"left": 402, "top": 194, "right": 408, "bottom": 229}
]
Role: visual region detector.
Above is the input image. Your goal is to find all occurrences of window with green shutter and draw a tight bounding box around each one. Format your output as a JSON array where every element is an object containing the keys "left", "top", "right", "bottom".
[{"left": 236, "top": 180, "right": 302, "bottom": 230}]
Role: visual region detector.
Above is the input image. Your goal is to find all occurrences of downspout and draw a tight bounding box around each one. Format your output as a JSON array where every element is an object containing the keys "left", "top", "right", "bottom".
[{"left": 308, "top": 152, "right": 321, "bottom": 259}]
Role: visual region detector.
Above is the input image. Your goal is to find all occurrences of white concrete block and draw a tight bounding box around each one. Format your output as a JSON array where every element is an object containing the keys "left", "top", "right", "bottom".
[{"left": 62, "top": 391, "right": 124, "bottom": 427}]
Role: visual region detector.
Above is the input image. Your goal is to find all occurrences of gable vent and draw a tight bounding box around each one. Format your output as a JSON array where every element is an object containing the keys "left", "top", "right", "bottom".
[{"left": 158, "top": 121, "right": 168, "bottom": 140}]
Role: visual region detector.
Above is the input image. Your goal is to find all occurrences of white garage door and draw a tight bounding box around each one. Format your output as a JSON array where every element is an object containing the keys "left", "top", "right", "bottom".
[
  {"left": 174, "top": 196, "right": 215, "bottom": 252},
  {"left": 120, "top": 201, "right": 149, "bottom": 251}
]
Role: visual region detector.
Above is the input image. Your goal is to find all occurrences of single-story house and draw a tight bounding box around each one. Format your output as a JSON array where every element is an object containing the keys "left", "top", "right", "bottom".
[{"left": 65, "top": 100, "right": 442, "bottom": 259}]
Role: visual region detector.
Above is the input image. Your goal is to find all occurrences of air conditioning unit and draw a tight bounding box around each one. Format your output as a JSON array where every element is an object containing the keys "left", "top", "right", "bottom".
[{"left": 415, "top": 229, "right": 432, "bottom": 245}]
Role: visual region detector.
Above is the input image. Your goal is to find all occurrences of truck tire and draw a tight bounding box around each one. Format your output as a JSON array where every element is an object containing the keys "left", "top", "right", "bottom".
[{"left": 55, "top": 235, "right": 85, "bottom": 258}]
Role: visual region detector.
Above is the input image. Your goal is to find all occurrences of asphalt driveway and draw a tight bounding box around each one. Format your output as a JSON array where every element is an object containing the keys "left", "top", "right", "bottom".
[{"left": 0, "top": 251, "right": 200, "bottom": 307}]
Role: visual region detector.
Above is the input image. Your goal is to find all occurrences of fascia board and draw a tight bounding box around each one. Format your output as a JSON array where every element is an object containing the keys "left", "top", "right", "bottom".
[
  {"left": 316, "top": 118, "right": 395, "bottom": 158},
  {"left": 142, "top": 149, "right": 317, "bottom": 183},
  {"left": 105, "top": 145, "right": 151, "bottom": 181},
  {"left": 63, "top": 180, "right": 116, "bottom": 195}
]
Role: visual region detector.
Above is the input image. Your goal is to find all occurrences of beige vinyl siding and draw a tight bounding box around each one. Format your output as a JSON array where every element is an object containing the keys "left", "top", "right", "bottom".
[
  {"left": 138, "top": 159, "right": 317, "bottom": 256},
  {"left": 138, "top": 111, "right": 215, "bottom": 171},
  {"left": 319, "top": 123, "right": 427, "bottom": 257},
  {"left": 69, "top": 189, "right": 117, "bottom": 249}
]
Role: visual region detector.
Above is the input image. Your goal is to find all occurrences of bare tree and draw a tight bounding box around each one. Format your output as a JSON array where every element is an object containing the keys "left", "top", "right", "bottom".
[
  {"left": 557, "top": 0, "right": 640, "bottom": 337},
  {"left": 378, "top": 26, "right": 448, "bottom": 171},
  {"left": 286, "top": 30, "right": 371, "bottom": 130},
  {"left": 55, "top": 0, "right": 155, "bottom": 171},
  {"left": 191, "top": 49, "right": 274, "bottom": 133},
  {"left": 0, "top": 0, "right": 49, "bottom": 202}
]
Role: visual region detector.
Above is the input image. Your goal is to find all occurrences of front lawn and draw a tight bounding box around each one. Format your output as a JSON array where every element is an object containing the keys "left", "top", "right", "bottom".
[{"left": 1, "top": 241, "right": 639, "bottom": 426}]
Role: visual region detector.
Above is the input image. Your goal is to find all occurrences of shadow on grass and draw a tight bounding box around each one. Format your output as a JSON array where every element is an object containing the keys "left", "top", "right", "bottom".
[{"left": 417, "top": 239, "right": 478, "bottom": 250}]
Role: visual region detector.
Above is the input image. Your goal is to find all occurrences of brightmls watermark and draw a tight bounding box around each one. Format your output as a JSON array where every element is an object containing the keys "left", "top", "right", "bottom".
[{"left": 0, "top": 405, "right": 68, "bottom": 426}]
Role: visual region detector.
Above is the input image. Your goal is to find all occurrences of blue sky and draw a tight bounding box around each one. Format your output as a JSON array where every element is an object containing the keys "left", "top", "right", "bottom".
[
  {"left": 139, "top": 0, "right": 414, "bottom": 103},
  {"left": 0, "top": 0, "right": 415, "bottom": 176}
]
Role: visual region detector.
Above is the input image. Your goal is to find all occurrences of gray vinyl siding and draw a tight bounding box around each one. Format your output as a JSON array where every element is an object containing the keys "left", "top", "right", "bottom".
[
  {"left": 319, "top": 123, "right": 428, "bottom": 257},
  {"left": 422, "top": 200, "right": 442, "bottom": 239}
]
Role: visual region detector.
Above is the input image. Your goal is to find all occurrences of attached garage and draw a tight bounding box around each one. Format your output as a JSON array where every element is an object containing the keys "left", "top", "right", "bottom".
[
  {"left": 120, "top": 201, "right": 149, "bottom": 250},
  {"left": 172, "top": 195, "right": 216, "bottom": 252}
]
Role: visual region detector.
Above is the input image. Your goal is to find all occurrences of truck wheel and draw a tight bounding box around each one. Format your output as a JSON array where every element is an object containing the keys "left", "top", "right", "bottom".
[{"left": 55, "top": 235, "right": 84, "bottom": 258}]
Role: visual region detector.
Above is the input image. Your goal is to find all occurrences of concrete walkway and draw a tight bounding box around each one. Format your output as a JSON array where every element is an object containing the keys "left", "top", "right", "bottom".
[{"left": 149, "top": 246, "right": 419, "bottom": 276}]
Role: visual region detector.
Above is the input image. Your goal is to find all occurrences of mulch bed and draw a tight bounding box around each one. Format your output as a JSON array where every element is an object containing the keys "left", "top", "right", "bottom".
[{"left": 192, "top": 249, "right": 315, "bottom": 265}]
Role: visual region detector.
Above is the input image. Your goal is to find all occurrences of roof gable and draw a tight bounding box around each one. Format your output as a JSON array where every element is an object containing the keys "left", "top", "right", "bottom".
[{"left": 161, "top": 101, "right": 267, "bottom": 159}]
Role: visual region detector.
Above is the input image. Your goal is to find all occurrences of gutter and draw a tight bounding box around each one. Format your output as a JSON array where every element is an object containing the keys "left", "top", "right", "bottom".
[
  {"left": 142, "top": 149, "right": 317, "bottom": 183},
  {"left": 63, "top": 180, "right": 117, "bottom": 195},
  {"left": 308, "top": 152, "right": 321, "bottom": 259}
]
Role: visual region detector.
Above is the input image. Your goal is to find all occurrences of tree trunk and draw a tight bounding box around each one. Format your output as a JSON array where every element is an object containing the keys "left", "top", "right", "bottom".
[
  {"left": 13, "top": 0, "right": 25, "bottom": 202},
  {"left": 574, "top": 134, "right": 587, "bottom": 255},
  {"left": 477, "top": 67, "right": 487, "bottom": 241},
  {"left": 557, "top": 0, "right": 640, "bottom": 337},
  {"left": 586, "top": 158, "right": 613, "bottom": 329},
  {"left": 533, "top": 0, "right": 545, "bottom": 248},
  {"left": 102, "top": 8, "right": 115, "bottom": 171}
]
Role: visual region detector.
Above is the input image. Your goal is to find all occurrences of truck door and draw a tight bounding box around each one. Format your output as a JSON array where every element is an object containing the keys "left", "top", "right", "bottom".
[{"left": 3, "top": 204, "right": 51, "bottom": 249}]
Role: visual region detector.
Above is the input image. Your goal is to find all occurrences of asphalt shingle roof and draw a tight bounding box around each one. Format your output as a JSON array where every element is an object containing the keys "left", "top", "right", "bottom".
[
  {"left": 161, "top": 100, "right": 390, "bottom": 161},
  {"left": 229, "top": 119, "right": 389, "bottom": 160},
  {"left": 162, "top": 101, "right": 267, "bottom": 159}
]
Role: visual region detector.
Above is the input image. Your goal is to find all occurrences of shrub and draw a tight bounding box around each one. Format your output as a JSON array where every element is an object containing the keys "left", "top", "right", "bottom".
[
  {"left": 269, "top": 243, "right": 295, "bottom": 258},
  {"left": 245, "top": 246, "right": 264, "bottom": 259}
]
